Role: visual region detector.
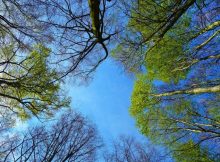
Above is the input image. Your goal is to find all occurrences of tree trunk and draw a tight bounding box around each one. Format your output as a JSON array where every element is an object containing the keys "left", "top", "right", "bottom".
[{"left": 153, "top": 84, "right": 220, "bottom": 97}]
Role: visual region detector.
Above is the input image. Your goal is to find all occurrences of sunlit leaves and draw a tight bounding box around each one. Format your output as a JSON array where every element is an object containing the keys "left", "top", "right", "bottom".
[
  {"left": 0, "top": 44, "right": 70, "bottom": 120},
  {"left": 173, "top": 141, "right": 215, "bottom": 162}
]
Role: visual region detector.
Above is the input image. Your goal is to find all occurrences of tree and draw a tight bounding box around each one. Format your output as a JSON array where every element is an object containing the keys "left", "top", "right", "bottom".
[
  {"left": 0, "top": 0, "right": 118, "bottom": 80},
  {"left": 0, "top": 39, "right": 70, "bottom": 120},
  {"left": 131, "top": 83, "right": 220, "bottom": 157},
  {"left": 113, "top": 0, "right": 196, "bottom": 73},
  {"left": 103, "top": 136, "right": 164, "bottom": 162},
  {"left": 0, "top": 109, "right": 17, "bottom": 159},
  {"left": 0, "top": 110, "right": 103, "bottom": 162},
  {"left": 113, "top": 0, "right": 220, "bottom": 159},
  {"left": 115, "top": 0, "right": 220, "bottom": 76}
]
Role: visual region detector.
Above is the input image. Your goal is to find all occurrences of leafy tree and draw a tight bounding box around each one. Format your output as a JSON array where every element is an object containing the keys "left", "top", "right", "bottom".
[
  {"left": 0, "top": 110, "right": 103, "bottom": 162},
  {"left": 113, "top": 0, "right": 220, "bottom": 159},
  {"left": 0, "top": 40, "right": 69, "bottom": 119}
]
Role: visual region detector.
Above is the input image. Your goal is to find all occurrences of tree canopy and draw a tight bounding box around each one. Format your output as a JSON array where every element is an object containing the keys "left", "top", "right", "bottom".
[
  {"left": 113, "top": 0, "right": 220, "bottom": 160},
  {"left": 0, "top": 0, "right": 219, "bottom": 161}
]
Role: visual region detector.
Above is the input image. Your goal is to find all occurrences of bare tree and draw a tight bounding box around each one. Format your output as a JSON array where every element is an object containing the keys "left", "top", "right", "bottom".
[
  {"left": 0, "top": 110, "right": 17, "bottom": 159},
  {"left": 0, "top": 110, "right": 103, "bottom": 162},
  {"left": 103, "top": 136, "right": 164, "bottom": 162}
]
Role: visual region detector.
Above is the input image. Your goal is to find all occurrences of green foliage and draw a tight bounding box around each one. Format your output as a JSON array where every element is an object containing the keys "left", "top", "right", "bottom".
[
  {"left": 0, "top": 44, "right": 70, "bottom": 120},
  {"left": 113, "top": 0, "right": 194, "bottom": 82},
  {"left": 130, "top": 76, "right": 220, "bottom": 158},
  {"left": 146, "top": 15, "right": 193, "bottom": 82},
  {"left": 116, "top": 0, "right": 220, "bottom": 160},
  {"left": 130, "top": 75, "right": 152, "bottom": 116},
  {"left": 131, "top": 82, "right": 191, "bottom": 142},
  {"left": 207, "top": 94, "right": 220, "bottom": 121},
  {"left": 145, "top": 35, "right": 187, "bottom": 83},
  {"left": 173, "top": 141, "right": 215, "bottom": 162},
  {"left": 128, "top": 0, "right": 175, "bottom": 38}
]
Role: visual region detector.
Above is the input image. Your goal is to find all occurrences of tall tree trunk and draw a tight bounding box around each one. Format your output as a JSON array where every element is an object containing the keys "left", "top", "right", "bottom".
[
  {"left": 88, "top": 0, "right": 101, "bottom": 39},
  {"left": 153, "top": 84, "right": 220, "bottom": 97}
]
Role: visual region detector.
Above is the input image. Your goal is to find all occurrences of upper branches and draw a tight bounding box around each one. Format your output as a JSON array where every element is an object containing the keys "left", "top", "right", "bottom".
[
  {"left": 0, "top": 0, "right": 118, "bottom": 119},
  {"left": 1, "top": 0, "right": 118, "bottom": 80}
]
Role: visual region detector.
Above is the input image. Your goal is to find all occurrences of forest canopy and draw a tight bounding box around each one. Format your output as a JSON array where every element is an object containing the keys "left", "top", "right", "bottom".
[{"left": 0, "top": 0, "right": 219, "bottom": 161}]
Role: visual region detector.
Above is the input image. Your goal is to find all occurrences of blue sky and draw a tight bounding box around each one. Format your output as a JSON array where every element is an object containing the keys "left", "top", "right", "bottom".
[{"left": 66, "top": 58, "right": 145, "bottom": 143}]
